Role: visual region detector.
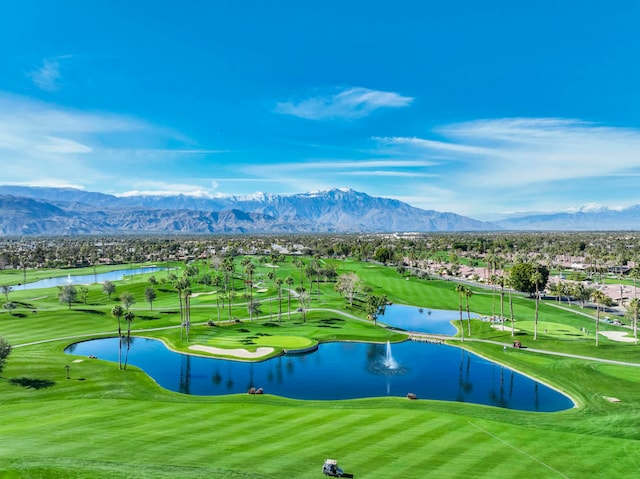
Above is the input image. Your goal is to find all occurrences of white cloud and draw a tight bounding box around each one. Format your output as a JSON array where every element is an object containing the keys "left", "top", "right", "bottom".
[
  {"left": 388, "top": 118, "right": 640, "bottom": 189},
  {"left": 38, "top": 136, "right": 93, "bottom": 153},
  {"left": 28, "top": 55, "right": 72, "bottom": 91},
  {"left": 0, "top": 93, "right": 216, "bottom": 190},
  {"left": 275, "top": 87, "right": 414, "bottom": 120},
  {"left": 373, "top": 136, "right": 491, "bottom": 156},
  {"left": 342, "top": 170, "right": 438, "bottom": 178}
]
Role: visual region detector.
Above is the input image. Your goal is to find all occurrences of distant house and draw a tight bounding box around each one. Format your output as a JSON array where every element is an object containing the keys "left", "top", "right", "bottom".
[{"left": 608, "top": 266, "right": 631, "bottom": 275}]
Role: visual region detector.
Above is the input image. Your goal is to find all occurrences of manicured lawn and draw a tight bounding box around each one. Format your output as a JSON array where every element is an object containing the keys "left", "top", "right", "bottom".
[{"left": 2, "top": 257, "right": 640, "bottom": 478}]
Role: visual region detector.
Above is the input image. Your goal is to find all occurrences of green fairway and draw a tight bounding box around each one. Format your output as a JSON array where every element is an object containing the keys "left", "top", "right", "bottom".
[{"left": 2, "top": 258, "right": 640, "bottom": 478}]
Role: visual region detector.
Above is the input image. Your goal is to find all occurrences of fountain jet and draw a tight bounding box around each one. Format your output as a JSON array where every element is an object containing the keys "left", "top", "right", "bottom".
[{"left": 383, "top": 340, "right": 399, "bottom": 369}]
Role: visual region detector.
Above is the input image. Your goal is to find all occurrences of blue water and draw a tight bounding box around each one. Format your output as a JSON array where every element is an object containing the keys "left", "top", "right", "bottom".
[
  {"left": 65, "top": 337, "right": 574, "bottom": 411},
  {"left": 379, "top": 304, "right": 477, "bottom": 335},
  {"left": 13, "top": 266, "right": 166, "bottom": 290}
]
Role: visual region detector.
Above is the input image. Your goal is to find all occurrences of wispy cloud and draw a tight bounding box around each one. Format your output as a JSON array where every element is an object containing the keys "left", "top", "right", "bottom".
[
  {"left": 342, "top": 170, "right": 439, "bottom": 178},
  {"left": 0, "top": 93, "right": 218, "bottom": 190},
  {"left": 275, "top": 87, "right": 414, "bottom": 120},
  {"left": 28, "top": 55, "right": 72, "bottom": 91},
  {"left": 373, "top": 136, "right": 491, "bottom": 156},
  {"left": 383, "top": 118, "right": 640, "bottom": 190}
]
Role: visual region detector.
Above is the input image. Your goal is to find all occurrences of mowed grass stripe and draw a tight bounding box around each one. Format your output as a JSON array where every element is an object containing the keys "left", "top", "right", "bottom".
[
  {"left": 218, "top": 409, "right": 367, "bottom": 470},
  {"left": 354, "top": 415, "right": 471, "bottom": 473}
]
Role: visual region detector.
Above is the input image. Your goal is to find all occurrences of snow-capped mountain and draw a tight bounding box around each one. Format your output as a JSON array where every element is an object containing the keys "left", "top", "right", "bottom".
[{"left": 0, "top": 186, "right": 499, "bottom": 235}]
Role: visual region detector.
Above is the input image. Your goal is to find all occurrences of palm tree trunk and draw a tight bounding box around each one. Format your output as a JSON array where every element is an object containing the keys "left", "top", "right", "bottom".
[
  {"left": 595, "top": 301, "right": 600, "bottom": 347},
  {"left": 509, "top": 289, "right": 515, "bottom": 337}
]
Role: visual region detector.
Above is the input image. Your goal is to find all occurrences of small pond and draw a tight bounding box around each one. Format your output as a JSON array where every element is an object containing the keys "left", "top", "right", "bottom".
[
  {"left": 65, "top": 337, "right": 574, "bottom": 412},
  {"left": 14, "top": 266, "right": 167, "bottom": 290},
  {"left": 378, "top": 304, "right": 478, "bottom": 335}
]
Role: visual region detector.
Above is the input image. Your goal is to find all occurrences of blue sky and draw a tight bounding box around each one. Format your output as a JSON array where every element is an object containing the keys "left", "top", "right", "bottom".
[{"left": 1, "top": 1, "right": 640, "bottom": 219}]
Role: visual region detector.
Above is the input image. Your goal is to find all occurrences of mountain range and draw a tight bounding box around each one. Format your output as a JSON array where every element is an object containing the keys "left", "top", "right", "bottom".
[
  {"left": 0, "top": 186, "right": 498, "bottom": 235},
  {"left": 1, "top": 185, "right": 639, "bottom": 234}
]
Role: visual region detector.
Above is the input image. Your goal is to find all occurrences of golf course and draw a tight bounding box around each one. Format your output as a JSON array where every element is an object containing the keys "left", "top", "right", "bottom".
[{"left": 1, "top": 257, "right": 640, "bottom": 478}]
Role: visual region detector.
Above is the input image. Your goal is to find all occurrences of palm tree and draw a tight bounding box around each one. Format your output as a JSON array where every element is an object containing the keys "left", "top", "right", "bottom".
[
  {"left": 123, "top": 311, "right": 135, "bottom": 369},
  {"left": 591, "top": 289, "right": 608, "bottom": 347},
  {"left": 507, "top": 274, "right": 516, "bottom": 337},
  {"left": 531, "top": 270, "right": 543, "bottom": 340},
  {"left": 463, "top": 286, "right": 473, "bottom": 336},
  {"left": 455, "top": 284, "right": 465, "bottom": 342},
  {"left": 275, "top": 278, "right": 283, "bottom": 322},
  {"left": 625, "top": 298, "right": 640, "bottom": 345},
  {"left": 174, "top": 277, "right": 190, "bottom": 339},
  {"left": 498, "top": 274, "right": 506, "bottom": 331},
  {"left": 294, "top": 258, "right": 305, "bottom": 287},
  {"left": 185, "top": 283, "right": 193, "bottom": 340},
  {"left": 629, "top": 265, "right": 640, "bottom": 302},
  {"left": 244, "top": 262, "right": 256, "bottom": 321},
  {"left": 295, "top": 286, "right": 308, "bottom": 322},
  {"left": 111, "top": 305, "right": 124, "bottom": 369},
  {"left": 213, "top": 274, "right": 222, "bottom": 323},
  {"left": 285, "top": 276, "right": 294, "bottom": 320}
]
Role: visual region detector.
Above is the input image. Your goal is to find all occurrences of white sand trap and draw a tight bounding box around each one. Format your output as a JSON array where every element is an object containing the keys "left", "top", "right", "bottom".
[
  {"left": 72, "top": 359, "right": 84, "bottom": 363},
  {"left": 599, "top": 331, "right": 637, "bottom": 343},
  {"left": 491, "top": 323, "right": 519, "bottom": 332},
  {"left": 604, "top": 396, "right": 621, "bottom": 403},
  {"left": 190, "top": 291, "right": 217, "bottom": 298},
  {"left": 255, "top": 288, "right": 268, "bottom": 293},
  {"left": 189, "top": 344, "right": 274, "bottom": 359},
  {"left": 264, "top": 263, "right": 280, "bottom": 268}
]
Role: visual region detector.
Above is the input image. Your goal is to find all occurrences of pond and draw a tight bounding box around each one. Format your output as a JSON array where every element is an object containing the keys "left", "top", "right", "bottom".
[
  {"left": 13, "top": 266, "right": 167, "bottom": 290},
  {"left": 378, "top": 304, "right": 479, "bottom": 335},
  {"left": 65, "top": 337, "right": 574, "bottom": 412}
]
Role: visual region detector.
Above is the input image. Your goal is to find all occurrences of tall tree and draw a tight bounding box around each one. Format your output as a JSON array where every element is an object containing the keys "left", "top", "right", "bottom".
[
  {"left": 78, "top": 286, "right": 89, "bottom": 304},
  {"left": 463, "top": 286, "right": 473, "bottom": 336},
  {"left": 285, "top": 276, "right": 294, "bottom": 320},
  {"left": 119, "top": 291, "right": 135, "bottom": 311},
  {"left": 102, "top": 280, "right": 115, "bottom": 300},
  {"left": 111, "top": 305, "right": 124, "bottom": 369},
  {"left": 625, "top": 298, "right": 640, "bottom": 345},
  {"left": 335, "top": 272, "right": 360, "bottom": 307},
  {"left": 58, "top": 285, "right": 78, "bottom": 310},
  {"left": 365, "top": 293, "right": 388, "bottom": 325},
  {"left": 455, "top": 284, "right": 466, "bottom": 342},
  {"left": 531, "top": 270, "right": 543, "bottom": 340},
  {"left": 590, "top": 289, "right": 608, "bottom": 347},
  {"left": 507, "top": 273, "right": 516, "bottom": 337},
  {"left": 144, "top": 287, "right": 157, "bottom": 310},
  {"left": 122, "top": 311, "right": 135, "bottom": 369},
  {"left": 244, "top": 261, "right": 256, "bottom": 321},
  {"left": 0, "top": 336, "right": 11, "bottom": 374},
  {"left": 3, "top": 302, "right": 16, "bottom": 316},
  {"left": 295, "top": 286, "right": 309, "bottom": 322},
  {"left": 275, "top": 278, "right": 283, "bottom": 322},
  {"left": 213, "top": 274, "right": 223, "bottom": 323},
  {"left": 1, "top": 285, "right": 12, "bottom": 302}
]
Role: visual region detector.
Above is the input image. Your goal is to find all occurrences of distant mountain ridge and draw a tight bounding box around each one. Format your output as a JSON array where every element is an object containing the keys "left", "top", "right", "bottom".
[
  {"left": 0, "top": 186, "right": 499, "bottom": 235},
  {"left": 496, "top": 205, "right": 640, "bottom": 231}
]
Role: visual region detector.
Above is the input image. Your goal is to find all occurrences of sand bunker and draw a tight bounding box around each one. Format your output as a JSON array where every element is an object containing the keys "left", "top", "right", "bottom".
[
  {"left": 190, "top": 291, "right": 217, "bottom": 298},
  {"left": 599, "top": 331, "right": 637, "bottom": 343},
  {"left": 189, "top": 344, "right": 274, "bottom": 359}
]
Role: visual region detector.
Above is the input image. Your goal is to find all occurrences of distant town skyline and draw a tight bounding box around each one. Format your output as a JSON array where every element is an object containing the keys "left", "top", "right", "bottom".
[{"left": 1, "top": 1, "right": 640, "bottom": 219}]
